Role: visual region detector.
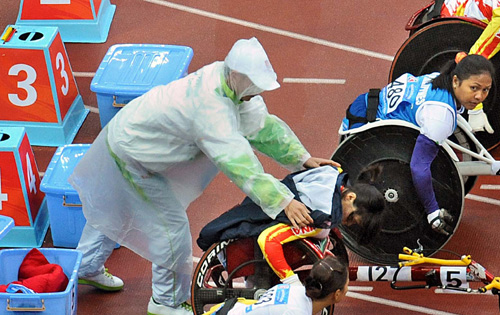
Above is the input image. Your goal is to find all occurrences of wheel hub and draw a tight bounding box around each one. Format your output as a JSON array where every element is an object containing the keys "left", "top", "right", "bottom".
[{"left": 384, "top": 188, "right": 399, "bottom": 203}]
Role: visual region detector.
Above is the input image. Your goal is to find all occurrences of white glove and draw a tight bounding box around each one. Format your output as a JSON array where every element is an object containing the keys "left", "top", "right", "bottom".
[
  {"left": 427, "top": 209, "right": 454, "bottom": 236},
  {"left": 468, "top": 108, "right": 494, "bottom": 134}
]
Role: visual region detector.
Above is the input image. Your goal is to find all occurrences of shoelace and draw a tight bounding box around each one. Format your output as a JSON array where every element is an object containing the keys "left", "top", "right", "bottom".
[
  {"left": 103, "top": 268, "right": 114, "bottom": 278},
  {"left": 180, "top": 302, "right": 193, "bottom": 311}
]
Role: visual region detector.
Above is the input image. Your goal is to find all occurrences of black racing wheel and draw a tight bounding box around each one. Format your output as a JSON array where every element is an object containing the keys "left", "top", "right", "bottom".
[
  {"left": 332, "top": 124, "right": 464, "bottom": 265},
  {"left": 389, "top": 19, "right": 500, "bottom": 151},
  {"left": 191, "top": 237, "right": 337, "bottom": 315}
]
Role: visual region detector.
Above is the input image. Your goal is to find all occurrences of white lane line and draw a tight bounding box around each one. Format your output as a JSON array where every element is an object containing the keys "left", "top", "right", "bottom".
[
  {"left": 348, "top": 286, "right": 373, "bottom": 292},
  {"left": 283, "top": 78, "right": 346, "bottom": 84},
  {"left": 346, "top": 292, "right": 459, "bottom": 315},
  {"left": 84, "top": 105, "right": 99, "bottom": 114},
  {"left": 142, "top": 0, "right": 394, "bottom": 61},
  {"left": 434, "top": 288, "right": 493, "bottom": 295},
  {"left": 465, "top": 194, "right": 500, "bottom": 206},
  {"left": 74, "top": 72, "right": 95, "bottom": 78},
  {"left": 480, "top": 184, "right": 500, "bottom": 190}
]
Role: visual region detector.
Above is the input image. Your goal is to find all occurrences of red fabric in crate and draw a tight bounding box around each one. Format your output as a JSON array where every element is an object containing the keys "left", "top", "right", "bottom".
[{"left": 0, "top": 248, "right": 68, "bottom": 293}]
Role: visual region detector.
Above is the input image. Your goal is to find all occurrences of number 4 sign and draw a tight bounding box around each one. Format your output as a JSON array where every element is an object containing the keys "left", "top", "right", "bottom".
[
  {"left": 0, "top": 127, "right": 49, "bottom": 248},
  {"left": 0, "top": 25, "right": 89, "bottom": 147}
]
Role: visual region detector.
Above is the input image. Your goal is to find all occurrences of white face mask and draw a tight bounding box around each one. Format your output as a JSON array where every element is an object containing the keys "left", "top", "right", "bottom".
[{"left": 226, "top": 68, "right": 264, "bottom": 100}]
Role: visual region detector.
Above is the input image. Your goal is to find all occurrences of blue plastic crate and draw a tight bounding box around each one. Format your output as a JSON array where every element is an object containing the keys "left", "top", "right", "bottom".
[
  {"left": 91, "top": 44, "right": 193, "bottom": 127},
  {"left": 40, "top": 144, "right": 90, "bottom": 248},
  {"left": 0, "top": 248, "right": 82, "bottom": 314}
]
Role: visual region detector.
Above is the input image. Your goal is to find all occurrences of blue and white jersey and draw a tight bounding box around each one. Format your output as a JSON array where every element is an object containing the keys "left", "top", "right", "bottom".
[
  {"left": 341, "top": 72, "right": 460, "bottom": 145},
  {"left": 228, "top": 284, "right": 312, "bottom": 315},
  {"left": 379, "top": 72, "right": 457, "bottom": 128},
  {"left": 380, "top": 72, "right": 460, "bottom": 144}
]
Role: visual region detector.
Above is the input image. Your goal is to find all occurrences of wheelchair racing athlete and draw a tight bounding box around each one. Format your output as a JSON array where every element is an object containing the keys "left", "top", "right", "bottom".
[
  {"left": 197, "top": 164, "right": 385, "bottom": 285},
  {"left": 341, "top": 53, "right": 494, "bottom": 236},
  {"left": 202, "top": 256, "right": 348, "bottom": 315},
  {"left": 256, "top": 164, "right": 385, "bottom": 286}
]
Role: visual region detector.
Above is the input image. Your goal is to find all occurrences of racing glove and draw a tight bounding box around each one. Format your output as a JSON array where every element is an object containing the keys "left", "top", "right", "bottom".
[
  {"left": 468, "top": 107, "right": 494, "bottom": 134},
  {"left": 427, "top": 209, "right": 454, "bottom": 236}
]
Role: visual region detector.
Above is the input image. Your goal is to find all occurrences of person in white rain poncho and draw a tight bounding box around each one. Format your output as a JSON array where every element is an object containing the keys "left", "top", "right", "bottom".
[{"left": 69, "top": 37, "right": 339, "bottom": 315}]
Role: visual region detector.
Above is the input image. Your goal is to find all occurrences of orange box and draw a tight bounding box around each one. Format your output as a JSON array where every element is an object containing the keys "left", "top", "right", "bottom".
[
  {"left": 15, "top": 0, "right": 115, "bottom": 43},
  {"left": 0, "top": 25, "right": 88, "bottom": 146},
  {"left": 0, "top": 127, "right": 49, "bottom": 247}
]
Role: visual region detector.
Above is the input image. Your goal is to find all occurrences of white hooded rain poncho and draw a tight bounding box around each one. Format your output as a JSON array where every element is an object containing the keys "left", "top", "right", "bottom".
[{"left": 69, "top": 37, "right": 311, "bottom": 279}]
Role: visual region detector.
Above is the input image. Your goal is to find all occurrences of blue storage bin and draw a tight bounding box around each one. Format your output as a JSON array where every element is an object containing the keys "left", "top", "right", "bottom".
[
  {"left": 40, "top": 144, "right": 90, "bottom": 248},
  {"left": 0, "top": 248, "right": 82, "bottom": 314},
  {"left": 91, "top": 44, "right": 194, "bottom": 127},
  {"left": 0, "top": 215, "right": 14, "bottom": 241}
]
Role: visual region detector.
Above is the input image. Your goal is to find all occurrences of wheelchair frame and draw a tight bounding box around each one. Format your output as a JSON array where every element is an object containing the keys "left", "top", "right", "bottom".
[
  {"left": 333, "top": 117, "right": 499, "bottom": 265},
  {"left": 191, "top": 231, "right": 500, "bottom": 314},
  {"left": 190, "top": 229, "right": 348, "bottom": 315},
  {"left": 403, "top": 1, "right": 487, "bottom": 35}
]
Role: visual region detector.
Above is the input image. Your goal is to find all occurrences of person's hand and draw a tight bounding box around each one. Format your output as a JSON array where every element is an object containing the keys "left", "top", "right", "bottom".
[
  {"left": 468, "top": 107, "right": 494, "bottom": 134},
  {"left": 427, "top": 209, "right": 454, "bottom": 236},
  {"left": 284, "top": 199, "right": 314, "bottom": 229},
  {"left": 303, "top": 157, "right": 341, "bottom": 169}
]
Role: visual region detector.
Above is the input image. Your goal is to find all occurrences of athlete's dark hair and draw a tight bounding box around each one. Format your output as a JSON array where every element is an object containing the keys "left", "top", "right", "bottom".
[
  {"left": 304, "top": 256, "right": 348, "bottom": 300},
  {"left": 431, "top": 53, "right": 495, "bottom": 93},
  {"left": 342, "top": 164, "right": 385, "bottom": 245}
]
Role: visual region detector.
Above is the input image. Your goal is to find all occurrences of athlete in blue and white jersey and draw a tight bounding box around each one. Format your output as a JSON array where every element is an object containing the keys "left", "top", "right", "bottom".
[
  {"left": 342, "top": 72, "right": 459, "bottom": 144},
  {"left": 341, "top": 53, "right": 494, "bottom": 236},
  {"left": 379, "top": 72, "right": 458, "bottom": 130}
]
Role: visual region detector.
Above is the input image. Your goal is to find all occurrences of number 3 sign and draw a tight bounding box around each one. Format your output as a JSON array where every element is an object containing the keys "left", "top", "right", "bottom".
[{"left": 0, "top": 25, "right": 89, "bottom": 146}]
